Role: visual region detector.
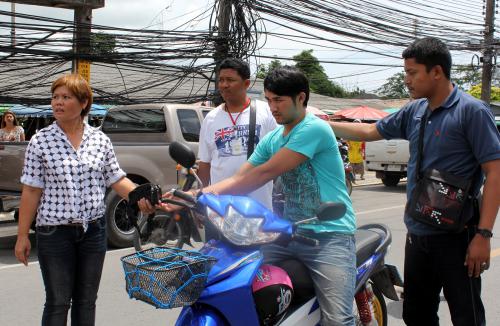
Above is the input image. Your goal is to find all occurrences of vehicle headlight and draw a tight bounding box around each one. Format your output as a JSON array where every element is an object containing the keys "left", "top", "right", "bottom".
[{"left": 207, "top": 206, "right": 280, "bottom": 246}]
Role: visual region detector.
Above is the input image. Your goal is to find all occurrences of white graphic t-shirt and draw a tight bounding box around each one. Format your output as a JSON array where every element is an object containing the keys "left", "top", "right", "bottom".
[{"left": 199, "top": 100, "right": 277, "bottom": 209}]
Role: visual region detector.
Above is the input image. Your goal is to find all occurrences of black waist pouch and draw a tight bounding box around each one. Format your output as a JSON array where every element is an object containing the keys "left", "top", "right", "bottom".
[{"left": 405, "top": 169, "right": 475, "bottom": 232}]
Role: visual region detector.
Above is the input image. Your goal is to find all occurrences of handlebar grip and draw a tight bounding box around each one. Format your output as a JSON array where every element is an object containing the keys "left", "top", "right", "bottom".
[
  {"left": 173, "top": 189, "right": 196, "bottom": 203},
  {"left": 160, "top": 197, "right": 191, "bottom": 208},
  {"left": 292, "top": 234, "right": 319, "bottom": 247}
]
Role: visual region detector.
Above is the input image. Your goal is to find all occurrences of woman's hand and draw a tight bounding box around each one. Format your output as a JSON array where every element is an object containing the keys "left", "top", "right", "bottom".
[
  {"left": 14, "top": 235, "right": 31, "bottom": 266},
  {"left": 137, "top": 198, "right": 157, "bottom": 215}
]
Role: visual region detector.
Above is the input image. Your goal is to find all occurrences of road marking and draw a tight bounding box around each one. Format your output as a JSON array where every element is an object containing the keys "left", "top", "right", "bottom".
[
  {"left": 0, "top": 261, "right": 38, "bottom": 270},
  {"left": 0, "top": 247, "right": 135, "bottom": 271},
  {"left": 491, "top": 248, "right": 500, "bottom": 258},
  {"left": 356, "top": 205, "right": 406, "bottom": 215}
]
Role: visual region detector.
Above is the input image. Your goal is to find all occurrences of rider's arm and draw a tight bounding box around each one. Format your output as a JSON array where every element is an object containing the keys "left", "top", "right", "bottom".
[
  {"left": 197, "top": 161, "right": 211, "bottom": 187},
  {"left": 203, "top": 147, "right": 308, "bottom": 196},
  {"left": 329, "top": 121, "right": 383, "bottom": 141}
]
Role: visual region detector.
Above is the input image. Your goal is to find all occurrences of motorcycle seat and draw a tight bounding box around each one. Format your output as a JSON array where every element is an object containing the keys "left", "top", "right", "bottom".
[
  {"left": 355, "top": 229, "right": 384, "bottom": 267},
  {"left": 275, "top": 259, "right": 315, "bottom": 305},
  {"left": 272, "top": 229, "right": 384, "bottom": 307}
]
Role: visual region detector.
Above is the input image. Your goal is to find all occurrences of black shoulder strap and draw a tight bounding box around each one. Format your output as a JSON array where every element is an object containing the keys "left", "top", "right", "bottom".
[
  {"left": 415, "top": 110, "right": 428, "bottom": 181},
  {"left": 247, "top": 99, "right": 257, "bottom": 159}
]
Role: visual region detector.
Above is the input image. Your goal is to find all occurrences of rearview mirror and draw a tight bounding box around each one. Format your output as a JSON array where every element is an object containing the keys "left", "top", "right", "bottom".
[
  {"left": 169, "top": 142, "right": 196, "bottom": 169},
  {"left": 316, "top": 202, "right": 346, "bottom": 221}
]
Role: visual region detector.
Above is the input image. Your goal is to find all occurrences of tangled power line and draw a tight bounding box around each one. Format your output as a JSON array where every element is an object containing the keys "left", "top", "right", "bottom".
[{"left": 0, "top": 0, "right": 492, "bottom": 105}]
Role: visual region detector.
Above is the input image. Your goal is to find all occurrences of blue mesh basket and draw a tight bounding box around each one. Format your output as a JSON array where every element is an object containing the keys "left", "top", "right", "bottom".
[{"left": 121, "top": 247, "right": 217, "bottom": 309}]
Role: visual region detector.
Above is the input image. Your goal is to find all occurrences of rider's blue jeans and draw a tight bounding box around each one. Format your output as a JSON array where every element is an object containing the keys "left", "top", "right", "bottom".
[
  {"left": 262, "top": 233, "right": 356, "bottom": 326},
  {"left": 36, "top": 218, "right": 107, "bottom": 326}
]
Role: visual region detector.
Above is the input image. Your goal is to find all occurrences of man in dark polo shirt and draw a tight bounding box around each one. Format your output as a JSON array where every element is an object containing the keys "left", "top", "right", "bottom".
[{"left": 330, "top": 37, "right": 500, "bottom": 325}]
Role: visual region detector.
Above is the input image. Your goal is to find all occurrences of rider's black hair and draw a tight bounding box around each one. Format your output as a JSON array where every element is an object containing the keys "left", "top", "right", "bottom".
[
  {"left": 402, "top": 37, "right": 452, "bottom": 80},
  {"left": 263, "top": 66, "right": 310, "bottom": 107},
  {"left": 218, "top": 58, "right": 251, "bottom": 80}
]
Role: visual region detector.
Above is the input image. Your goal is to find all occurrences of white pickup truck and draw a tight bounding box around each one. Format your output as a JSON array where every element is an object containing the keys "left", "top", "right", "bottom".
[
  {"left": 365, "top": 139, "right": 409, "bottom": 187},
  {"left": 0, "top": 103, "right": 211, "bottom": 247}
]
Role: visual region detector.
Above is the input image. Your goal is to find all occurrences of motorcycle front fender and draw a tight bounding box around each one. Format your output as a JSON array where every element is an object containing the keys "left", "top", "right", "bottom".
[
  {"left": 370, "top": 264, "right": 403, "bottom": 301},
  {"left": 175, "top": 304, "right": 228, "bottom": 326}
]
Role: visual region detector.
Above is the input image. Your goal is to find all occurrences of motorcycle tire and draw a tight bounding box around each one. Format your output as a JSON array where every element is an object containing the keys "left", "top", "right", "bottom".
[
  {"left": 372, "top": 283, "right": 387, "bottom": 326},
  {"left": 346, "top": 177, "right": 353, "bottom": 196},
  {"left": 358, "top": 282, "right": 387, "bottom": 326},
  {"left": 133, "top": 213, "right": 184, "bottom": 252}
]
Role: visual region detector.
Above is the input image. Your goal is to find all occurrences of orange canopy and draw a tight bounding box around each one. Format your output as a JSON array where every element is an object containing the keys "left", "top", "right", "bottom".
[{"left": 332, "top": 106, "right": 389, "bottom": 121}]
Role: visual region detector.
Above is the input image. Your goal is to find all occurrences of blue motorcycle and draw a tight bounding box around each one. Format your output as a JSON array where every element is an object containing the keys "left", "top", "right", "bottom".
[{"left": 122, "top": 142, "right": 403, "bottom": 326}]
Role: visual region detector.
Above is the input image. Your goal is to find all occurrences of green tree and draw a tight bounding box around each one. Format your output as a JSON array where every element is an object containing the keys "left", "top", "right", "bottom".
[
  {"left": 293, "top": 50, "right": 346, "bottom": 97},
  {"left": 346, "top": 86, "right": 369, "bottom": 98},
  {"left": 452, "top": 65, "right": 481, "bottom": 91},
  {"left": 256, "top": 59, "right": 282, "bottom": 79},
  {"left": 90, "top": 33, "right": 117, "bottom": 56},
  {"left": 376, "top": 71, "right": 409, "bottom": 99},
  {"left": 468, "top": 84, "right": 500, "bottom": 101}
]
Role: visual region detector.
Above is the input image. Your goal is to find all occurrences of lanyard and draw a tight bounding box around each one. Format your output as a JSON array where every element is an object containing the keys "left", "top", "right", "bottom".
[{"left": 226, "top": 98, "right": 251, "bottom": 126}]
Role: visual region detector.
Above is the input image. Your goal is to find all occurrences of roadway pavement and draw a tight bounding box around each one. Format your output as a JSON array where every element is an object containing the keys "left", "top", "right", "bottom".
[{"left": 1, "top": 178, "right": 499, "bottom": 326}]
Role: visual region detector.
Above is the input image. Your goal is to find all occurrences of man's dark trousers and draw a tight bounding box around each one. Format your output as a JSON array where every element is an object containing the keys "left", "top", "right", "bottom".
[{"left": 402, "top": 228, "right": 485, "bottom": 326}]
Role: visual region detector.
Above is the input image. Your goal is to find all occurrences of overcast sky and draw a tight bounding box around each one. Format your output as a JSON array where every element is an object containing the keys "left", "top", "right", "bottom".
[{"left": 0, "top": 0, "right": 482, "bottom": 93}]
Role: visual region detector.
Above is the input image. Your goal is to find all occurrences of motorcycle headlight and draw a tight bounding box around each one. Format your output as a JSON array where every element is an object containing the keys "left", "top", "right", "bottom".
[{"left": 207, "top": 206, "right": 279, "bottom": 246}]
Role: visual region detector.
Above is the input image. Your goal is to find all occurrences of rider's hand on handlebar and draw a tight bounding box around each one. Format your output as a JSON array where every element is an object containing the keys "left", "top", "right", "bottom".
[{"left": 156, "top": 190, "right": 194, "bottom": 212}]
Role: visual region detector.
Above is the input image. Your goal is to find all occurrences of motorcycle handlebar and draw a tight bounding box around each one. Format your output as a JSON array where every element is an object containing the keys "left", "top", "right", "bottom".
[
  {"left": 160, "top": 197, "right": 192, "bottom": 208},
  {"left": 173, "top": 189, "right": 196, "bottom": 203}
]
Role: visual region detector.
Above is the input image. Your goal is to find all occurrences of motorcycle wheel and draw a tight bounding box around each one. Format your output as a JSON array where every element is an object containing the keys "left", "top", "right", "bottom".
[
  {"left": 354, "top": 282, "right": 387, "bottom": 326},
  {"left": 370, "top": 284, "right": 387, "bottom": 326},
  {"left": 345, "top": 177, "right": 353, "bottom": 196},
  {"left": 133, "top": 212, "right": 184, "bottom": 251}
]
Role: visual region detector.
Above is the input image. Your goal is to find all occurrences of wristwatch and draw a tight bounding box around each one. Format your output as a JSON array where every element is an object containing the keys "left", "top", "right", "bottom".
[{"left": 476, "top": 229, "right": 493, "bottom": 238}]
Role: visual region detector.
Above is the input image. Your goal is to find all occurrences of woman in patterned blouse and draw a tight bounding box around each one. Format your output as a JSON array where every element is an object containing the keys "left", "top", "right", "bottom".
[
  {"left": 14, "top": 74, "right": 153, "bottom": 326},
  {"left": 0, "top": 110, "right": 25, "bottom": 141}
]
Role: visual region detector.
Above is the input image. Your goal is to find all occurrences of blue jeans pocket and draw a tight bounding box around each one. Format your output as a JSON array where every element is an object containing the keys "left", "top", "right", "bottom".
[{"left": 36, "top": 225, "right": 58, "bottom": 237}]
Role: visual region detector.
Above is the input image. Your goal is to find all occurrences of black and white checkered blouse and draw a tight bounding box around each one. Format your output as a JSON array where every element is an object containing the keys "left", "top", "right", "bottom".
[{"left": 21, "top": 122, "right": 126, "bottom": 228}]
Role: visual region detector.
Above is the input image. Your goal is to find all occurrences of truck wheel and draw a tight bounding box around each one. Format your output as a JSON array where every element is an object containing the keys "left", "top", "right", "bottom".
[
  {"left": 105, "top": 191, "right": 136, "bottom": 248},
  {"left": 382, "top": 175, "right": 400, "bottom": 187}
]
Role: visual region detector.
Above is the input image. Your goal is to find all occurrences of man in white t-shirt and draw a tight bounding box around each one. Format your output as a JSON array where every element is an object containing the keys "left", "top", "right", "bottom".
[{"left": 198, "top": 58, "right": 277, "bottom": 214}]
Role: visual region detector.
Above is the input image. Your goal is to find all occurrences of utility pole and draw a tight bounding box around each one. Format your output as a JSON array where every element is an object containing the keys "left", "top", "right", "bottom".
[
  {"left": 213, "top": 0, "right": 231, "bottom": 105},
  {"left": 481, "top": 0, "right": 496, "bottom": 103},
  {"left": 72, "top": 6, "right": 92, "bottom": 82},
  {"left": 1, "top": 1, "right": 104, "bottom": 83},
  {"left": 413, "top": 19, "right": 419, "bottom": 39},
  {"left": 10, "top": 3, "right": 15, "bottom": 47}
]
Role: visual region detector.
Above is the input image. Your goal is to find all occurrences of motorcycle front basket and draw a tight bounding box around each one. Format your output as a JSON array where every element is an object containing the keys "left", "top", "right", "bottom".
[{"left": 121, "top": 247, "right": 216, "bottom": 309}]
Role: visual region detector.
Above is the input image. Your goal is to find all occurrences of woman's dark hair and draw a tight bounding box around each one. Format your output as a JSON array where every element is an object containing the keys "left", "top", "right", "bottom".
[
  {"left": 264, "top": 66, "right": 310, "bottom": 107},
  {"left": 218, "top": 58, "right": 251, "bottom": 80},
  {"left": 402, "top": 37, "right": 452, "bottom": 79},
  {"left": 1, "top": 111, "right": 19, "bottom": 128}
]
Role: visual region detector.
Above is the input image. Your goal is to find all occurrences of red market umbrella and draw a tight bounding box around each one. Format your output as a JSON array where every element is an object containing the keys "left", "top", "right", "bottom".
[{"left": 332, "top": 106, "right": 389, "bottom": 121}]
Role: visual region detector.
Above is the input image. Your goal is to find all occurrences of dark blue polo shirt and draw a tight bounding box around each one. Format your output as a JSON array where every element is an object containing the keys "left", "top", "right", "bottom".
[{"left": 376, "top": 86, "right": 500, "bottom": 235}]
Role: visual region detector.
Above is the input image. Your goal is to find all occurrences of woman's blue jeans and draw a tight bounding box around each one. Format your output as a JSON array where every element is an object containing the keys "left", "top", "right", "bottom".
[{"left": 36, "top": 219, "right": 107, "bottom": 326}]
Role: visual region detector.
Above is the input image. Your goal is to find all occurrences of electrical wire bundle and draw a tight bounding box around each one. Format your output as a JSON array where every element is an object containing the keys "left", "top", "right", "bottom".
[
  {"left": 0, "top": 2, "right": 264, "bottom": 105},
  {"left": 0, "top": 0, "right": 493, "bottom": 104}
]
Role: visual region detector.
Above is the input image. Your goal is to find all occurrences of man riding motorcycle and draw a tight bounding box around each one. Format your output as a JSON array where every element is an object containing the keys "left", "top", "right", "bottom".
[{"left": 154, "top": 67, "right": 356, "bottom": 325}]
